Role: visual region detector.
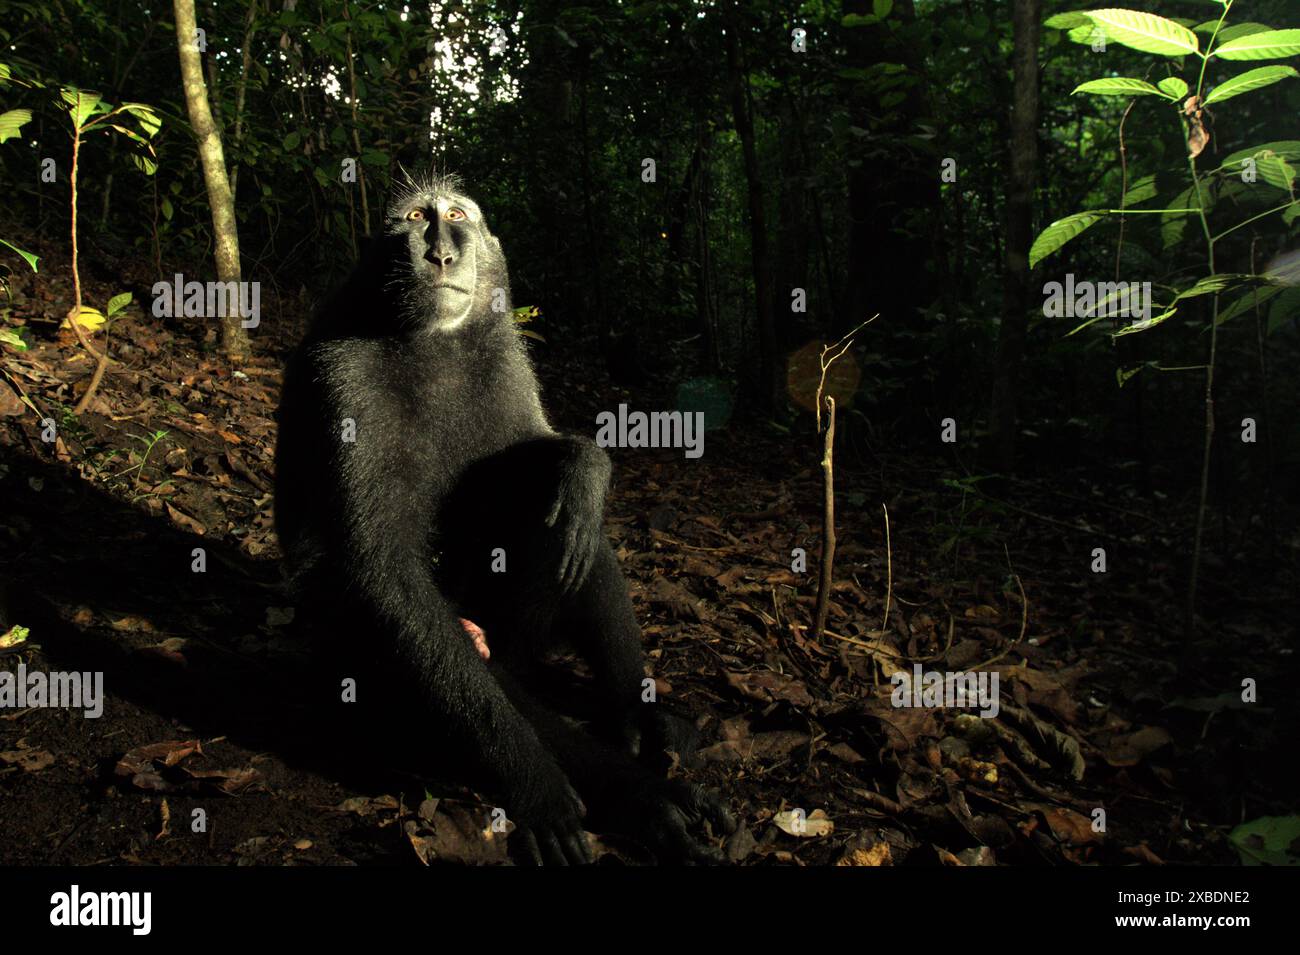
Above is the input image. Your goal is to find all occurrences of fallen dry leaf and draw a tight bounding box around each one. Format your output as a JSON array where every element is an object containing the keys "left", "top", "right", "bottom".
[
  {"left": 0, "top": 748, "right": 55, "bottom": 772},
  {"left": 725, "top": 669, "right": 814, "bottom": 708},
  {"left": 115, "top": 739, "right": 202, "bottom": 777},
  {"left": 773, "top": 808, "right": 833, "bottom": 838}
]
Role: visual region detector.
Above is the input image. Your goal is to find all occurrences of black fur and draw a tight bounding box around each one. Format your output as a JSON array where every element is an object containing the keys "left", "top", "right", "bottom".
[{"left": 274, "top": 173, "right": 733, "bottom": 863}]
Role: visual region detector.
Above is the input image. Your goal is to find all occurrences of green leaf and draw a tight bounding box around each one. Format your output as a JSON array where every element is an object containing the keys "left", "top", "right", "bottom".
[
  {"left": 872, "top": 0, "right": 893, "bottom": 17},
  {"left": 842, "top": 13, "right": 881, "bottom": 27},
  {"left": 118, "top": 103, "right": 162, "bottom": 138},
  {"left": 1044, "top": 13, "right": 1091, "bottom": 31},
  {"left": 1114, "top": 308, "right": 1177, "bottom": 336},
  {"left": 1161, "top": 185, "right": 1203, "bottom": 249},
  {"left": 1072, "top": 77, "right": 1163, "bottom": 96},
  {"left": 0, "top": 108, "right": 32, "bottom": 143},
  {"left": 1077, "top": 282, "right": 1151, "bottom": 318},
  {"left": 1172, "top": 273, "right": 1250, "bottom": 302},
  {"left": 1267, "top": 287, "right": 1300, "bottom": 334},
  {"left": 1257, "top": 153, "right": 1297, "bottom": 191},
  {"left": 105, "top": 292, "right": 133, "bottom": 317},
  {"left": 0, "top": 238, "right": 38, "bottom": 271},
  {"left": 1083, "top": 10, "right": 1199, "bottom": 57},
  {"left": 1122, "top": 173, "right": 1159, "bottom": 206},
  {"left": 1157, "top": 77, "right": 1189, "bottom": 99},
  {"left": 1221, "top": 149, "right": 1300, "bottom": 192},
  {"left": 60, "top": 88, "right": 103, "bottom": 128},
  {"left": 160, "top": 197, "right": 173, "bottom": 221},
  {"left": 283, "top": 130, "right": 301, "bottom": 150},
  {"left": 1029, "top": 211, "right": 1107, "bottom": 269},
  {"left": 0, "top": 327, "right": 29, "bottom": 352},
  {"left": 1215, "top": 29, "right": 1300, "bottom": 61},
  {"left": 1204, "top": 65, "right": 1300, "bottom": 104},
  {"left": 1116, "top": 364, "right": 1147, "bottom": 387},
  {"left": 131, "top": 154, "right": 157, "bottom": 176},
  {"left": 1067, "top": 23, "right": 1104, "bottom": 46},
  {"left": 1228, "top": 816, "right": 1300, "bottom": 866},
  {"left": 1213, "top": 284, "right": 1283, "bottom": 326},
  {"left": 1219, "top": 141, "right": 1300, "bottom": 170},
  {"left": 1211, "top": 23, "right": 1273, "bottom": 45}
]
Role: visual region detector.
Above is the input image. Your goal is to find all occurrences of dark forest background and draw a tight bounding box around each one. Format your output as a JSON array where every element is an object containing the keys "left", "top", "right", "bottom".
[{"left": 4, "top": 1, "right": 1299, "bottom": 480}]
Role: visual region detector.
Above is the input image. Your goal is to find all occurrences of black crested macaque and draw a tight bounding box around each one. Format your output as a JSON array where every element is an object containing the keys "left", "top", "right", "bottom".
[{"left": 274, "top": 173, "right": 734, "bottom": 864}]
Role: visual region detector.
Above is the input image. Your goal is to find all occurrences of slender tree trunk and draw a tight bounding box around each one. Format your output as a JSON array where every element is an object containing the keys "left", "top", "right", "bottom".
[
  {"left": 839, "top": 0, "right": 939, "bottom": 339},
  {"left": 791, "top": 89, "right": 837, "bottom": 316},
  {"left": 776, "top": 92, "right": 810, "bottom": 353},
  {"left": 229, "top": 0, "right": 261, "bottom": 200},
  {"left": 690, "top": 133, "right": 720, "bottom": 372},
  {"left": 68, "top": 131, "right": 111, "bottom": 415},
  {"left": 174, "top": 0, "right": 250, "bottom": 360},
  {"left": 577, "top": 61, "right": 608, "bottom": 348},
  {"left": 99, "top": 129, "right": 116, "bottom": 230},
  {"left": 516, "top": 0, "right": 574, "bottom": 332},
  {"left": 814, "top": 397, "right": 837, "bottom": 641},
  {"left": 724, "top": 13, "right": 778, "bottom": 414},
  {"left": 989, "top": 0, "right": 1041, "bottom": 470},
  {"left": 343, "top": 1, "right": 371, "bottom": 238}
]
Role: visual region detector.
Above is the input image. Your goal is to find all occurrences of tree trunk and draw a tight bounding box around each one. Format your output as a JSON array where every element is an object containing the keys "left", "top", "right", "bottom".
[
  {"left": 68, "top": 130, "right": 111, "bottom": 416},
  {"left": 229, "top": 0, "right": 261, "bottom": 201},
  {"left": 515, "top": 0, "right": 576, "bottom": 334},
  {"left": 173, "top": 0, "right": 250, "bottom": 360},
  {"left": 724, "top": 13, "right": 778, "bottom": 414},
  {"left": 689, "top": 133, "right": 720, "bottom": 372},
  {"left": 989, "top": 0, "right": 1041, "bottom": 471},
  {"left": 343, "top": 1, "right": 371, "bottom": 239},
  {"left": 839, "top": 0, "right": 940, "bottom": 340},
  {"left": 776, "top": 91, "right": 810, "bottom": 353}
]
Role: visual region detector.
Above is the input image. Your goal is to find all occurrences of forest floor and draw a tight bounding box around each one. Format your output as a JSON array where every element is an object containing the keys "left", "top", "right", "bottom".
[{"left": 1, "top": 253, "right": 1297, "bottom": 867}]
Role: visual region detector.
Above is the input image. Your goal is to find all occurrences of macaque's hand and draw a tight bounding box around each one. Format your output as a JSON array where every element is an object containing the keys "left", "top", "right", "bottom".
[{"left": 544, "top": 477, "right": 604, "bottom": 593}]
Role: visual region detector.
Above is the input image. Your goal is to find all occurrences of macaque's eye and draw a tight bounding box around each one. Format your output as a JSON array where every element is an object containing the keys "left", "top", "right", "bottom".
[
  {"left": 406, "top": 209, "right": 426, "bottom": 221},
  {"left": 444, "top": 208, "right": 467, "bottom": 221}
]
